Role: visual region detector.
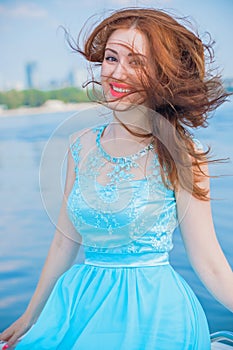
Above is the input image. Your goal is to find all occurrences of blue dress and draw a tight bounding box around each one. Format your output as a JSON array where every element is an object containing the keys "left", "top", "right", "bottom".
[{"left": 15, "top": 124, "right": 211, "bottom": 349}]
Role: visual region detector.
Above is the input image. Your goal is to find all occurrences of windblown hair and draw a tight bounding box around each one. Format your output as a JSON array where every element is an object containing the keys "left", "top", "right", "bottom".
[{"left": 67, "top": 8, "right": 230, "bottom": 200}]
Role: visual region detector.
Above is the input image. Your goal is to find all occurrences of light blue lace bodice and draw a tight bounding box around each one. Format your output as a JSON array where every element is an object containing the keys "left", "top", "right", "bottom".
[{"left": 67, "top": 124, "right": 177, "bottom": 256}]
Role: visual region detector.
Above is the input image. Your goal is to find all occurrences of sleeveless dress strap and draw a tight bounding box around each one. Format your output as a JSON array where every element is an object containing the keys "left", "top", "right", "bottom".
[{"left": 69, "top": 136, "right": 82, "bottom": 174}]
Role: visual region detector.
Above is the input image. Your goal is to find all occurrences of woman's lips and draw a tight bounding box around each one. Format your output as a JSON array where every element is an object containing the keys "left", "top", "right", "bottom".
[{"left": 109, "top": 82, "right": 133, "bottom": 98}]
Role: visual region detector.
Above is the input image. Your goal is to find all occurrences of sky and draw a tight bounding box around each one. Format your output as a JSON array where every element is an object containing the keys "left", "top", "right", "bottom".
[{"left": 0, "top": 0, "right": 232, "bottom": 90}]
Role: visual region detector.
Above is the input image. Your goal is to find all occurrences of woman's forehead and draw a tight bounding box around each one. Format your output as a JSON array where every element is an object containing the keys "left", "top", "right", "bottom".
[{"left": 106, "top": 28, "right": 148, "bottom": 55}]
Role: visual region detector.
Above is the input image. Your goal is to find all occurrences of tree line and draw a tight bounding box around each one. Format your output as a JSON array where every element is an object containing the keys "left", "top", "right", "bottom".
[
  {"left": 1, "top": 85, "right": 231, "bottom": 110},
  {"left": 0, "top": 87, "right": 90, "bottom": 109}
]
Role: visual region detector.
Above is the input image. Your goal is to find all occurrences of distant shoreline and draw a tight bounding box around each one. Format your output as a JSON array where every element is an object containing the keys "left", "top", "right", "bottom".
[{"left": 0, "top": 102, "right": 95, "bottom": 118}]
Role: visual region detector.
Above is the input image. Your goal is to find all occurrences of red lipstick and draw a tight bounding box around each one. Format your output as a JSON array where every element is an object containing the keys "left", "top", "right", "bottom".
[{"left": 109, "top": 82, "right": 132, "bottom": 98}]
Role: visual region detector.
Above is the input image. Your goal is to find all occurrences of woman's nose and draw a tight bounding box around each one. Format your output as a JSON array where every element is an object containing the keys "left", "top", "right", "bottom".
[{"left": 112, "top": 61, "right": 127, "bottom": 80}]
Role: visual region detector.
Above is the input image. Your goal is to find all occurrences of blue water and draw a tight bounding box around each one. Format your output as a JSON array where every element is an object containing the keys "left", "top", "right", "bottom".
[{"left": 0, "top": 104, "right": 232, "bottom": 333}]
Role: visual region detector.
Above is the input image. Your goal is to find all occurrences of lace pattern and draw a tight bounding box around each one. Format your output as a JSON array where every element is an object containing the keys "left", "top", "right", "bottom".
[{"left": 67, "top": 124, "right": 177, "bottom": 254}]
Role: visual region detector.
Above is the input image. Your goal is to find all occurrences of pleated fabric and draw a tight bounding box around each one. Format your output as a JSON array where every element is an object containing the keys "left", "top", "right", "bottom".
[{"left": 15, "top": 262, "right": 210, "bottom": 350}]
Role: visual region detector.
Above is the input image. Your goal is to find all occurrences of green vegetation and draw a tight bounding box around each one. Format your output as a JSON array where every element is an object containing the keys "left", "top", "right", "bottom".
[
  {"left": 1, "top": 86, "right": 231, "bottom": 110},
  {"left": 0, "top": 87, "right": 90, "bottom": 109}
]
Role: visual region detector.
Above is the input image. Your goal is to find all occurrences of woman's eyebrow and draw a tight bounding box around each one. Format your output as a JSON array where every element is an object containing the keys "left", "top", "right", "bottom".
[
  {"left": 105, "top": 47, "right": 146, "bottom": 58},
  {"left": 128, "top": 52, "right": 147, "bottom": 59},
  {"left": 105, "top": 48, "right": 118, "bottom": 54}
]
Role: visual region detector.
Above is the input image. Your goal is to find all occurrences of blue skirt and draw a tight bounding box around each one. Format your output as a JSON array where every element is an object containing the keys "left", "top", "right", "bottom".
[{"left": 15, "top": 252, "right": 210, "bottom": 350}]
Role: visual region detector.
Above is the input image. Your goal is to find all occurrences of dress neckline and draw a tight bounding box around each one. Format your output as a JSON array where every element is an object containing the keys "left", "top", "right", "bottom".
[{"left": 96, "top": 124, "right": 154, "bottom": 164}]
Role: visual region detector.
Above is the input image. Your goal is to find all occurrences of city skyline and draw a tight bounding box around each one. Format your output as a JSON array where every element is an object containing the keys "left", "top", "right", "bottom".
[
  {"left": 0, "top": 0, "right": 233, "bottom": 91},
  {"left": 23, "top": 61, "right": 87, "bottom": 90}
]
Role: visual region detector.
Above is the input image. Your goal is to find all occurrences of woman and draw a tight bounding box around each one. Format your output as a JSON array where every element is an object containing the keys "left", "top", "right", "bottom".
[{"left": 1, "top": 8, "right": 232, "bottom": 350}]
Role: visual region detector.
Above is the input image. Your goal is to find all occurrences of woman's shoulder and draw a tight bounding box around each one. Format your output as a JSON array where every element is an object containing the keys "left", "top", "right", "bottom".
[
  {"left": 69, "top": 123, "right": 107, "bottom": 164},
  {"left": 69, "top": 124, "right": 104, "bottom": 146}
]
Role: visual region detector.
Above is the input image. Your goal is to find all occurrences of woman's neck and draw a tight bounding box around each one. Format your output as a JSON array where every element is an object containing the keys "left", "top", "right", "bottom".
[{"left": 110, "top": 105, "right": 152, "bottom": 140}]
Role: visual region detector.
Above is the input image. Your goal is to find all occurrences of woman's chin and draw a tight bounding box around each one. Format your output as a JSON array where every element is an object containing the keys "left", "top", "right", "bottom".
[{"left": 103, "top": 97, "right": 145, "bottom": 111}]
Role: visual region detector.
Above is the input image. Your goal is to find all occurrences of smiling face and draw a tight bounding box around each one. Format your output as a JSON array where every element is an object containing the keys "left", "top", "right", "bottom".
[{"left": 101, "top": 28, "right": 150, "bottom": 110}]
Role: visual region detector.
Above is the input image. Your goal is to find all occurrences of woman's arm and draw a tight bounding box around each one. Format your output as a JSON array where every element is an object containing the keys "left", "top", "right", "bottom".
[
  {"left": 0, "top": 147, "right": 82, "bottom": 347},
  {"left": 176, "top": 163, "right": 233, "bottom": 312}
]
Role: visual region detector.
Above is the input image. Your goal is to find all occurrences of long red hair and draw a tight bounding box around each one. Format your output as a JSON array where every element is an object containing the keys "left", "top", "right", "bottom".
[{"left": 67, "top": 8, "right": 230, "bottom": 200}]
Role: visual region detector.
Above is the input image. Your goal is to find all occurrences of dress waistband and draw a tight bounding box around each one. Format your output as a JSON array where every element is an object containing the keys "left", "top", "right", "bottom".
[{"left": 84, "top": 251, "right": 169, "bottom": 268}]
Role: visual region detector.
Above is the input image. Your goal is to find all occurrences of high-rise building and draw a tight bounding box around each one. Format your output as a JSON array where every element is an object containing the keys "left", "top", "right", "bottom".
[{"left": 25, "top": 61, "right": 37, "bottom": 89}]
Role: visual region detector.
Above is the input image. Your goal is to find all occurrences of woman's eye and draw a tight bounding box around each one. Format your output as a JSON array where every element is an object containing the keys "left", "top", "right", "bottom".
[
  {"left": 130, "top": 59, "right": 144, "bottom": 66},
  {"left": 105, "top": 56, "right": 117, "bottom": 62}
]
